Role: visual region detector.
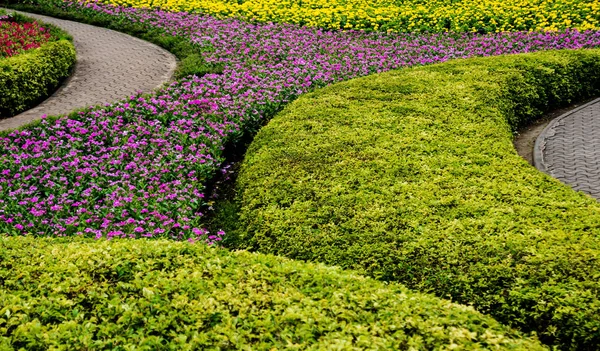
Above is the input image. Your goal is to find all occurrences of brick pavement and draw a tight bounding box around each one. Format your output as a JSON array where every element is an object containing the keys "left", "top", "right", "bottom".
[
  {"left": 534, "top": 98, "right": 600, "bottom": 200},
  {"left": 0, "top": 10, "right": 177, "bottom": 131}
]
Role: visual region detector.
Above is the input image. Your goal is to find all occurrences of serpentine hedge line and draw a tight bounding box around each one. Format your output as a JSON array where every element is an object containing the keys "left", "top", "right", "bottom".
[
  {"left": 0, "top": 237, "right": 545, "bottom": 350},
  {"left": 233, "top": 49, "right": 600, "bottom": 350},
  {"left": 0, "top": 13, "right": 75, "bottom": 117}
]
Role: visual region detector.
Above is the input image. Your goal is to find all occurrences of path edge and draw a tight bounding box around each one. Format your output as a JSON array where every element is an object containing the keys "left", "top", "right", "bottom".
[{"left": 533, "top": 97, "right": 600, "bottom": 175}]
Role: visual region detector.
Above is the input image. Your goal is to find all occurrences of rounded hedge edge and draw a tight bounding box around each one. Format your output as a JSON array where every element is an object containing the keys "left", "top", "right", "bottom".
[
  {"left": 0, "top": 13, "right": 76, "bottom": 118},
  {"left": 0, "top": 237, "right": 546, "bottom": 350},
  {"left": 233, "top": 49, "right": 600, "bottom": 350}
]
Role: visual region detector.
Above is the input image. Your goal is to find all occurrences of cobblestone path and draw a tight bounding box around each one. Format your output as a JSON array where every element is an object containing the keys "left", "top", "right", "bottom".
[{"left": 535, "top": 98, "right": 600, "bottom": 200}]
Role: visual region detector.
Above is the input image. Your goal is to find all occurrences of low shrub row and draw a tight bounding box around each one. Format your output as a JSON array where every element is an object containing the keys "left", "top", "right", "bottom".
[
  {"left": 92, "top": 0, "right": 599, "bottom": 33},
  {"left": 232, "top": 50, "right": 600, "bottom": 350},
  {"left": 0, "top": 12, "right": 75, "bottom": 117},
  {"left": 0, "top": 237, "right": 546, "bottom": 350}
]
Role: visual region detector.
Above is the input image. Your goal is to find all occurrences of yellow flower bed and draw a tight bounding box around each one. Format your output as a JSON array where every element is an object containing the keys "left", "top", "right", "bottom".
[{"left": 98, "top": 0, "right": 599, "bottom": 32}]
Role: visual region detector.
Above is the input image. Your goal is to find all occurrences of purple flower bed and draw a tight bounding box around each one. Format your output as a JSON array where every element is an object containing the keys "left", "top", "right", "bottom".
[{"left": 1, "top": 1, "right": 599, "bottom": 242}]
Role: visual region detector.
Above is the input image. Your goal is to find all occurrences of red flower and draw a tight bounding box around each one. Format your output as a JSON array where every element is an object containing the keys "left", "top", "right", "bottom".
[{"left": 0, "top": 20, "right": 53, "bottom": 58}]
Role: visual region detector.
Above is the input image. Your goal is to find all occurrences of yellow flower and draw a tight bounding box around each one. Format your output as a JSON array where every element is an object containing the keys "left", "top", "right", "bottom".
[{"left": 89, "top": 0, "right": 600, "bottom": 33}]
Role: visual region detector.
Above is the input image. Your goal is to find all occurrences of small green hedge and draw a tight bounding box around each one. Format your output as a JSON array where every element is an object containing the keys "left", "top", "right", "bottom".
[
  {"left": 232, "top": 49, "right": 600, "bottom": 350},
  {"left": 0, "top": 237, "right": 544, "bottom": 350},
  {"left": 0, "top": 14, "right": 75, "bottom": 117}
]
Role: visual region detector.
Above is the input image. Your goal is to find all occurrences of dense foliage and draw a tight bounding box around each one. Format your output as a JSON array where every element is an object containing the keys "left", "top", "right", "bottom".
[
  {"left": 1, "top": 1, "right": 599, "bottom": 242},
  {"left": 0, "top": 13, "right": 75, "bottom": 117},
  {"left": 0, "top": 237, "right": 547, "bottom": 350},
  {"left": 232, "top": 50, "right": 600, "bottom": 350},
  {"left": 90, "top": 0, "right": 600, "bottom": 33},
  {"left": 1, "top": 1, "right": 600, "bottom": 349}
]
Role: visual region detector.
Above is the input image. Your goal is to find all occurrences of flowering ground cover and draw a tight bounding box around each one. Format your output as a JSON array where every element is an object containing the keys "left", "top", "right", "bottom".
[
  {"left": 94, "top": 0, "right": 600, "bottom": 33},
  {"left": 1, "top": 1, "right": 600, "bottom": 243},
  {"left": 0, "top": 16, "right": 53, "bottom": 58}
]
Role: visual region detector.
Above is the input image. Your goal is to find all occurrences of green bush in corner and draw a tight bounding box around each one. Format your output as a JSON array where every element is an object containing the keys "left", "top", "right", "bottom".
[
  {"left": 233, "top": 49, "right": 600, "bottom": 350},
  {"left": 0, "top": 15, "right": 75, "bottom": 117},
  {"left": 0, "top": 237, "right": 546, "bottom": 350}
]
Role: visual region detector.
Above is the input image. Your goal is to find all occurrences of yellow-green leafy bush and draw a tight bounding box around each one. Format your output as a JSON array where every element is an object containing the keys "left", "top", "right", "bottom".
[
  {"left": 0, "top": 237, "right": 545, "bottom": 350},
  {"left": 233, "top": 49, "right": 600, "bottom": 350}
]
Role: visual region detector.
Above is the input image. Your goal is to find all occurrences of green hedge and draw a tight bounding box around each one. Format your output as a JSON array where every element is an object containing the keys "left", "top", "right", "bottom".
[
  {"left": 232, "top": 49, "right": 600, "bottom": 350},
  {"left": 0, "top": 14, "right": 76, "bottom": 117},
  {"left": 0, "top": 237, "right": 545, "bottom": 350}
]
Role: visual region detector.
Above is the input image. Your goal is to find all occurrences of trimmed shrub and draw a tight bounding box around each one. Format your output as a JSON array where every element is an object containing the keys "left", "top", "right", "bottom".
[
  {"left": 0, "top": 237, "right": 545, "bottom": 350},
  {"left": 0, "top": 14, "right": 75, "bottom": 117},
  {"left": 233, "top": 49, "right": 600, "bottom": 350}
]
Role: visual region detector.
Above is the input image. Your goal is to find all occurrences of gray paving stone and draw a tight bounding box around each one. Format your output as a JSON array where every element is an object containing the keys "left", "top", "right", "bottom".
[
  {"left": 0, "top": 10, "right": 177, "bottom": 131},
  {"left": 534, "top": 98, "right": 600, "bottom": 200}
]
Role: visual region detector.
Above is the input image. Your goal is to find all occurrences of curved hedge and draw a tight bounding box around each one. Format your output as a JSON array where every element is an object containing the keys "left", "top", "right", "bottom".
[
  {"left": 0, "top": 14, "right": 75, "bottom": 117},
  {"left": 0, "top": 237, "right": 545, "bottom": 350},
  {"left": 233, "top": 49, "right": 600, "bottom": 350}
]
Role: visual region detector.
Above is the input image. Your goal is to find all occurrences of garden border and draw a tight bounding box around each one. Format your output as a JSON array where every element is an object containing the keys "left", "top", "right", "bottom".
[{"left": 0, "top": 9, "right": 177, "bottom": 132}]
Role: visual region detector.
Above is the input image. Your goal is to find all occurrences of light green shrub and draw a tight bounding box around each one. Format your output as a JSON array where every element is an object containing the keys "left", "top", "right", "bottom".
[
  {"left": 234, "top": 49, "right": 600, "bottom": 350},
  {"left": 0, "top": 237, "right": 545, "bottom": 350}
]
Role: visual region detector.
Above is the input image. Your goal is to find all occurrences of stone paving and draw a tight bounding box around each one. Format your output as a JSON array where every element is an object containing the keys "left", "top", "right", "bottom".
[
  {"left": 0, "top": 10, "right": 177, "bottom": 131},
  {"left": 534, "top": 98, "right": 600, "bottom": 200}
]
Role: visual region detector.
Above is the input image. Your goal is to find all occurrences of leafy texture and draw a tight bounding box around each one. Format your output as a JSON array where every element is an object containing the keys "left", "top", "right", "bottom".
[
  {"left": 234, "top": 49, "right": 600, "bottom": 350},
  {"left": 0, "top": 237, "right": 545, "bottom": 350}
]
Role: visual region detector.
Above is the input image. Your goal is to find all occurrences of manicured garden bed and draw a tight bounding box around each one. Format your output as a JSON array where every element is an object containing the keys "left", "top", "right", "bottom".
[
  {"left": 0, "top": 11, "right": 75, "bottom": 117},
  {"left": 1, "top": 1, "right": 598, "bottom": 243},
  {"left": 0, "top": 0, "right": 599, "bottom": 349},
  {"left": 0, "top": 12, "right": 52, "bottom": 57},
  {"left": 233, "top": 49, "right": 600, "bottom": 350}
]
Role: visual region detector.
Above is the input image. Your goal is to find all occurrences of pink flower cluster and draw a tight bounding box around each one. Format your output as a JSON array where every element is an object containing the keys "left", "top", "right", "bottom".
[{"left": 1, "top": 1, "right": 599, "bottom": 242}]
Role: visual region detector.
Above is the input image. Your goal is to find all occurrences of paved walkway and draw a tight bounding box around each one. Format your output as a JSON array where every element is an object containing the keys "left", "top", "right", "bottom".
[
  {"left": 534, "top": 98, "right": 600, "bottom": 199},
  {"left": 0, "top": 10, "right": 177, "bottom": 131}
]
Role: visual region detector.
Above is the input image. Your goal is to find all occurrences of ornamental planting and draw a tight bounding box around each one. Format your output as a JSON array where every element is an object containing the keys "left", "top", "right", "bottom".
[{"left": 1, "top": 1, "right": 600, "bottom": 242}]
